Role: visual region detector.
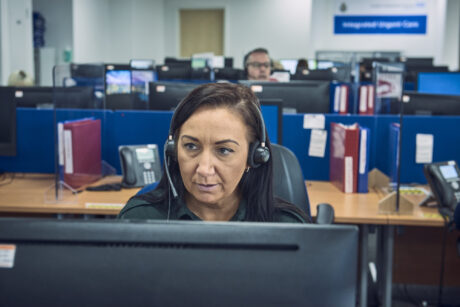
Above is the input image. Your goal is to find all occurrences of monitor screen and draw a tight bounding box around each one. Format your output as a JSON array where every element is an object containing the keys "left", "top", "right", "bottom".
[
  {"left": 417, "top": 72, "right": 460, "bottom": 96},
  {"left": 14, "top": 86, "right": 96, "bottom": 109},
  {"left": 279, "top": 59, "right": 298, "bottom": 74},
  {"left": 106, "top": 70, "right": 131, "bottom": 95},
  {"left": 156, "top": 63, "right": 192, "bottom": 81},
  {"left": 0, "top": 218, "right": 358, "bottom": 307},
  {"left": 240, "top": 81, "right": 331, "bottom": 114},
  {"left": 148, "top": 82, "right": 201, "bottom": 110},
  {"left": 0, "top": 87, "right": 17, "bottom": 156},
  {"left": 401, "top": 91, "right": 460, "bottom": 116}
]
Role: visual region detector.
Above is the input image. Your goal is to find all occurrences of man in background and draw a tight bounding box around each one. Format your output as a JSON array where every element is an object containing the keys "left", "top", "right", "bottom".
[{"left": 244, "top": 48, "right": 271, "bottom": 81}]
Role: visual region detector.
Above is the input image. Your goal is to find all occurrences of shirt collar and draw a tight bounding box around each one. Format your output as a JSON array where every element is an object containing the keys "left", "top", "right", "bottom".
[{"left": 174, "top": 198, "right": 247, "bottom": 221}]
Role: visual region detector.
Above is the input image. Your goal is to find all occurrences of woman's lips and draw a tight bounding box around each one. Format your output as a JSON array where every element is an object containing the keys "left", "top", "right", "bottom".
[{"left": 196, "top": 183, "right": 218, "bottom": 192}]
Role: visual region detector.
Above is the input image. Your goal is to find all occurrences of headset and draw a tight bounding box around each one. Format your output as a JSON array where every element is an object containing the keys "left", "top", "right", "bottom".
[{"left": 164, "top": 103, "right": 270, "bottom": 199}]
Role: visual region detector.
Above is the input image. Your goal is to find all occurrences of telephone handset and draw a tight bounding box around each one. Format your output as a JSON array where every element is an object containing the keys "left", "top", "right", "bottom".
[
  {"left": 423, "top": 161, "right": 460, "bottom": 213},
  {"left": 119, "top": 144, "right": 161, "bottom": 188}
]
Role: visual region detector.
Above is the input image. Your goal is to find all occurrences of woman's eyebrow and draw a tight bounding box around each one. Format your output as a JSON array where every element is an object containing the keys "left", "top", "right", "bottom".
[
  {"left": 215, "top": 139, "right": 240, "bottom": 146},
  {"left": 181, "top": 135, "right": 199, "bottom": 142}
]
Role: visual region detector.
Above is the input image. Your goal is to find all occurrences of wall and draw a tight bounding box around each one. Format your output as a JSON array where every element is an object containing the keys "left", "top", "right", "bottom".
[
  {"left": 33, "top": 0, "right": 73, "bottom": 65},
  {"left": 443, "top": 0, "right": 460, "bottom": 70},
  {"left": 73, "top": 0, "right": 164, "bottom": 65},
  {"left": 310, "top": 0, "right": 452, "bottom": 67},
  {"left": 164, "top": 0, "right": 313, "bottom": 68},
  {"left": 0, "top": 0, "right": 34, "bottom": 85},
  {"left": 72, "top": 0, "right": 110, "bottom": 63}
]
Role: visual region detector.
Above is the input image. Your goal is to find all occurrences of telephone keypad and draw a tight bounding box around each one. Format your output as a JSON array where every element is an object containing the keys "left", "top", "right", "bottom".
[{"left": 143, "top": 171, "right": 156, "bottom": 184}]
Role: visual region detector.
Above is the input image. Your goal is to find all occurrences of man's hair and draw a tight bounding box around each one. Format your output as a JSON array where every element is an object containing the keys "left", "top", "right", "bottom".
[{"left": 243, "top": 48, "right": 270, "bottom": 67}]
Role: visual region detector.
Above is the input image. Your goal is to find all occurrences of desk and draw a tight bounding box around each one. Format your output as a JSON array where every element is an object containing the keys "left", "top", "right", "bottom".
[
  {"left": 0, "top": 173, "right": 139, "bottom": 216},
  {"left": 1, "top": 175, "right": 455, "bottom": 306},
  {"left": 307, "top": 181, "right": 449, "bottom": 307}
]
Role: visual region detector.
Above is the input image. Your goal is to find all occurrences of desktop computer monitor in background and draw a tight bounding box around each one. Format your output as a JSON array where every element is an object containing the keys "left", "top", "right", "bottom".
[
  {"left": 0, "top": 87, "right": 17, "bottom": 156},
  {"left": 131, "top": 70, "right": 155, "bottom": 109},
  {"left": 148, "top": 82, "right": 201, "bottom": 110},
  {"left": 156, "top": 63, "right": 192, "bottom": 81},
  {"left": 279, "top": 59, "right": 298, "bottom": 74},
  {"left": 417, "top": 72, "right": 460, "bottom": 96},
  {"left": 0, "top": 219, "right": 358, "bottom": 307},
  {"left": 401, "top": 91, "right": 460, "bottom": 116},
  {"left": 105, "top": 64, "right": 131, "bottom": 95},
  {"left": 14, "top": 86, "right": 95, "bottom": 109},
  {"left": 240, "top": 81, "right": 331, "bottom": 114}
]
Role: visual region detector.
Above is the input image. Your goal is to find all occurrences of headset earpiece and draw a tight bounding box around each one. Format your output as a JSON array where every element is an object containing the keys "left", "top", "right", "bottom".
[
  {"left": 248, "top": 140, "right": 270, "bottom": 168},
  {"left": 164, "top": 136, "right": 176, "bottom": 160}
]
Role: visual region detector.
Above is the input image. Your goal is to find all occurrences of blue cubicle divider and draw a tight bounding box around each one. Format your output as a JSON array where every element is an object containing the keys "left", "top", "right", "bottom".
[
  {"left": 2, "top": 108, "right": 459, "bottom": 185},
  {"left": 282, "top": 114, "right": 460, "bottom": 184},
  {"left": 107, "top": 111, "right": 173, "bottom": 173}
]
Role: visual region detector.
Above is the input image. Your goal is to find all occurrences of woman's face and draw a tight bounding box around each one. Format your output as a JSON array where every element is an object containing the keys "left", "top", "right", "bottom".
[{"left": 177, "top": 106, "right": 250, "bottom": 208}]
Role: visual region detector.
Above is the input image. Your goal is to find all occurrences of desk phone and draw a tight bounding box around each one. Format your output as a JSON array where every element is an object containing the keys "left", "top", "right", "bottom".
[
  {"left": 119, "top": 144, "right": 161, "bottom": 188},
  {"left": 424, "top": 161, "right": 460, "bottom": 213}
]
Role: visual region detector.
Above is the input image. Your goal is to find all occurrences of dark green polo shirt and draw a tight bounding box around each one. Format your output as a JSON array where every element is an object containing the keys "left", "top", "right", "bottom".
[{"left": 118, "top": 195, "right": 308, "bottom": 223}]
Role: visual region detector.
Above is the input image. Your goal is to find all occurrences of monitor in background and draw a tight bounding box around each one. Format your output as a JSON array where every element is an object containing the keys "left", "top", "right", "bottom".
[
  {"left": 279, "top": 59, "right": 298, "bottom": 74},
  {"left": 240, "top": 81, "right": 331, "bottom": 114},
  {"left": 0, "top": 87, "right": 17, "bottom": 156},
  {"left": 260, "top": 99, "right": 283, "bottom": 145},
  {"left": 213, "top": 68, "right": 244, "bottom": 81},
  {"left": 131, "top": 70, "right": 155, "bottom": 109},
  {"left": 402, "top": 91, "right": 460, "bottom": 116},
  {"left": 105, "top": 64, "right": 131, "bottom": 95},
  {"left": 224, "top": 57, "right": 233, "bottom": 68},
  {"left": 0, "top": 218, "right": 358, "bottom": 307},
  {"left": 398, "top": 57, "right": 433, "bottom": 67},
  {"left": 149, "top": 82, "right": 201, "bottom": 110},
  {"left": 417, "top": 72, "right": 460, "bottom": 96},
  {"left": 156, "top": 63, "right": 192, "bottom": 81},
  {"left": 404, "top": 66, "right": 449, "bottom": 85},
  {"left": 291, "top": 68, "right": 334, "bottom": 81},
  {"left": 14, "top": 86, "right": 95, "bottom": 109}
]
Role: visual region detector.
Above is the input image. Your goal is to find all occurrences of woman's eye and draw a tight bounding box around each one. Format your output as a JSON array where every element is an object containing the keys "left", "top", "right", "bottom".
[
  {"left": 217, "top": 147, "right": 234, "bottom": 156},
  {"left": 184, "top": 143, "right": 198, "bottom": 151}
]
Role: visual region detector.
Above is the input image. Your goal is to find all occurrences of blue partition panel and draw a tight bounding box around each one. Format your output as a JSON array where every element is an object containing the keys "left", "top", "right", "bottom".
[
  {"left": 0, "top": 108, "right": 55, "bottom": 173},
  {"left": 282, "top": 114, "right": 376, "bottom": 181},
  {"left": 399, "top": 116, "right": 460, "bottom": 183},
  {"left": 108, "top": 110, "right": 173, "bottom": 173}
]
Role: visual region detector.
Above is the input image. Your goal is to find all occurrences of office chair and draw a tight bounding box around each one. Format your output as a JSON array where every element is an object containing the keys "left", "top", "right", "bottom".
[
  {"left": 136, "top": 144, "right": 334, "bottom": 224},
  {"left": 271, "top": 144, "right": 334, "bottom": 224}
]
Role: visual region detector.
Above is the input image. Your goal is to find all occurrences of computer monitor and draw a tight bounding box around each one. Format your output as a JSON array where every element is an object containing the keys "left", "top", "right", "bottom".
[
  {"left": 0, "top": 87, "right": 17, "bottom": 156},
  {"left": 401, "top": 91, "right": 460, "bottom": 115},
  {"left": 105, "top": 64, "right": 131, "bottom": 95},
  {"left": 213, "top": 68, "right": 244, "bottom": 81},
  {"left": 148, "top": 82, "right": 201, "bottom": 110},
  {"left": 240, "top": 81, "right": 331, "bottom": 114},
  {"left": 156, "top": 63, "right": 192, "bottom": 80},
  {"left": 398, "top": 57, "right": 433, "bottom": 67},
  {"left": 279, "top": 59, "right": 298, "bottom": 74},
  {"left": 131, "top": 69, "right": 155, "bottom": 109},
  {"left": 0, "top": 218, "right": 358, "bottom": 307},
  {"left": 404, "top": 66, "right": 449, "bottom": 85},
  {"left": 417, "top": 72, "right": 460, "bottom": 96},
  {"left": 14, "top": 86, "right": 96, "bottom": 109},
  {"left": 291, "top": 68, "right": 334, "bottom": 81}
]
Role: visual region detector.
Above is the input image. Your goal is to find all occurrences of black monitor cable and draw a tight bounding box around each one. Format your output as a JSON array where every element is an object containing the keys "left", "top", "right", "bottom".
[{"left": 437, "top": 210, "right": 454, "bottom": 307}]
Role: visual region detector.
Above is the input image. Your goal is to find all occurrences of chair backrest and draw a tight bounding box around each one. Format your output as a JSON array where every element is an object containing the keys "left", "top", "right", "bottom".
[{"left": 271, "top": 144, "right": 311, "bottom": 216}]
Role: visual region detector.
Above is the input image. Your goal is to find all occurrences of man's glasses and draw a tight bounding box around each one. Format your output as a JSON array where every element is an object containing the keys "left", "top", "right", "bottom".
[{"left": 247, "top": 62, "right": 270, "bottom": 69}]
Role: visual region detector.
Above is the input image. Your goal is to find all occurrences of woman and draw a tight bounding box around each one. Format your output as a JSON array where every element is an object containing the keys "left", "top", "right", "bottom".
[{"left": 118, "top": 83, "right": 310, "bottom": 223}]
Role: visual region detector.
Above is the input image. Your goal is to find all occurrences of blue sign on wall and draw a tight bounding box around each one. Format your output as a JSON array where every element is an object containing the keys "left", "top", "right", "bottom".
[{"left": 334, "top": 15, "right": 427, "bottom": 34}]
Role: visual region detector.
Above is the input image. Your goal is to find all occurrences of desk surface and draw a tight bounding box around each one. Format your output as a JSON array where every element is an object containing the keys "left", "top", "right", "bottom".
[{"left": 0, "top": 174, "right": 445, "bottom": 226}]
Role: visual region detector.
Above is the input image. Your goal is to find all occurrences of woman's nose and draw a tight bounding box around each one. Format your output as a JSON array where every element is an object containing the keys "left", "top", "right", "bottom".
[{"left": 196, "top": 150, "right": 216, "bottom": 177}]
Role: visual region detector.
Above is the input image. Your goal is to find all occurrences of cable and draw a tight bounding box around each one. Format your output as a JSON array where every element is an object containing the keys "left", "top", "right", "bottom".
[
  {"left": 437, "top": 213, "right": 450, "bottom": 307},
  {"left": 0, "top": 173, "right": 15, "bottom": 187}
]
